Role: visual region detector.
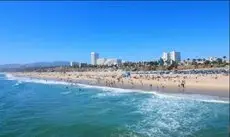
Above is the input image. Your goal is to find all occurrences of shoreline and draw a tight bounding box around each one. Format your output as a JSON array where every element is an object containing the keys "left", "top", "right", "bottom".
[
  {"left": 6, "top": 72, "right": 230, "bottom": 98},
  {"left": 5, "top": 73, "right": 230, "bottom": 104}
]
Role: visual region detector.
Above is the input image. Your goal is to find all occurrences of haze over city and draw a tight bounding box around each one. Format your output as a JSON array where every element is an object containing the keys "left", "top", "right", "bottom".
[{"left": 0, "top": 1, "right": 229, "bottom": 64}]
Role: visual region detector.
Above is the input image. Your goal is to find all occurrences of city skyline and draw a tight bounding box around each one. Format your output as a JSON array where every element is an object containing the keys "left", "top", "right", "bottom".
[{"left": 0, "top": 1, "right": 229, "bottom": 64}]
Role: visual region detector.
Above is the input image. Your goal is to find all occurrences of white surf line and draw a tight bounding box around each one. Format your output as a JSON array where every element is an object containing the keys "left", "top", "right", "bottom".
[
  {"left": 5, "top": 73, "right": 72, "bottom": 85},
  {"left": 76, "top": 83, "right": 229, "bottom": 104},
  {"left": 5, "top": 73, "right": 229, "bottom": 104}
]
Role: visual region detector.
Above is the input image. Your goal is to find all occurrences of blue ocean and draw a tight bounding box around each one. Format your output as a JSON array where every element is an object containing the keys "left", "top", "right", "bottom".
[{"left": 0, "top": 74, "right": 229, "bottom": 137}]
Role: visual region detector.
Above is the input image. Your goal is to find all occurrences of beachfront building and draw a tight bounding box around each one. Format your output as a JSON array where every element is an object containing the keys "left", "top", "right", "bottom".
[
  {"left": 79, "top": 63, "right": 87, "bottom": 68},
  {"left": 91, "top": 52, "right": 99, "bottom": 65},
  {"left": 122, "top": 60, "right": 127, "bottom": 64},
  {"left": 70, "top": 61, "right": 79, "bottom": 67},
  {"left": 162, "top": 51, "right": 181, "bottom": 65},
  {"left": 97, "top": 58, "right": 107, "bottom": 65},
  {"left": 162, "top": 52, "right": 170, "bottom": 62},
  {"left": 70, "top": 61, "right": 73, "bottom": 67},
  {"left": 104, "top": 58, "right": 122, "bottom": 66},
  {"left": 170, "top": 51, "right": 181, "bottom": 62},
  {"left": 91, "top": 52, "right": 122, "bottom": 66},
  {"left": 208, "top": 57, "right": 217, "bottom": 62},
  {"left": 96, "top": 58, "right": 122, "bottom": 66}
]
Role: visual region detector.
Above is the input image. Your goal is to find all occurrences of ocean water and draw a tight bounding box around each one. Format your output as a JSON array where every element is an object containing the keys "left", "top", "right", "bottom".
[{"left": 0, "top": 74, "right": 229, "bottom": 137}]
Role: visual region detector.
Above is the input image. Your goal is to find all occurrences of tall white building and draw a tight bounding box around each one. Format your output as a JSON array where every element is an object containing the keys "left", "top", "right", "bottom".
[
  {"left": 162, "top": 51, "right": 181, "bottom": 64},
  {"left": 170, "top": 51, "right": 181, "bottom": 62},
  {"left": 91, "top": 52, "right": 99, "bottom": 65},
  {"left": 70, "top": 61, "right": 73, "bottom": 67},
  {"left": 162, "top": 52, "right": 170, "bottom": 62}
]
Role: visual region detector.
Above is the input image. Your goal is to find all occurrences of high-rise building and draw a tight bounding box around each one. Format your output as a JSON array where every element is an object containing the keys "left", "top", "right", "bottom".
[
  {"left": 70, "top": 61, "right": 73, "bottom": 67},
  {"left": 91, "top": 52, "right": 122, "bottom": 66},
  {"left": 91, "top": 52, "right": 99, "bottom": 65},
  {"left": 162, "top": 52, "right": 170, "bottom": 61},
  {"left": 170, "top": 51, "right": 181, "bottom": 62},
  {"left": 162, "top": 51, "right": 181, "bottom": 64}
]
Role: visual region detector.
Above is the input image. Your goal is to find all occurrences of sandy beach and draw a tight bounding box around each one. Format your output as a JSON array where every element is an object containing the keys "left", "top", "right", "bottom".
[{"left": 9, "top": 71, "right": 229, "bottom": 98}]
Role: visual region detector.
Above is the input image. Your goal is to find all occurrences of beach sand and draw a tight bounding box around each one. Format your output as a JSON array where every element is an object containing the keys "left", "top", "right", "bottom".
[{"left": 10, "top": 71, "right": 229, "bottom": 98}]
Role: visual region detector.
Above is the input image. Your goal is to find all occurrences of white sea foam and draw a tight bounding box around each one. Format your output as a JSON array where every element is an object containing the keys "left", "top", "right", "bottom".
[
  {"left": 152, "top": 92, "right": 229, "bottom": 104},
  {"left": 130, "top": 99, "right": 200, "bottom": 136},
  {"left": 127, "top": 94, "right": 229, "bottom": 137},
  {"left": 84, "top": 85, "right": 229, "bottom": 104},
  {"left": 13, "top": 82, "right": 21, "bottom": 86},
  {"left": 76, "top": 83, "right": 229, "bottom": 104},
  {"left": 88, "top": 86, "right": 229, "bottom": 104},
  {"left": 60, "top": 91, "right": 72, "bottom": 95},
  {"left": 5, "top": 73, "right": 229, "bottom": 104},
  {"left": 92, "top": 91, "right": 125, "bottom": 98},
  {"left": 77, "top": 83, "right": 135, "bottom": 93},
  {"left": 5, "top": 73, "right": 71, "bottom": 85}
]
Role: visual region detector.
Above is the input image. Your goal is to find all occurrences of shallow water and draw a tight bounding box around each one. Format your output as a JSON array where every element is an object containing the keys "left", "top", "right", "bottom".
[{"left": 0, "top": 74, "right": 229, "bottom": 137}]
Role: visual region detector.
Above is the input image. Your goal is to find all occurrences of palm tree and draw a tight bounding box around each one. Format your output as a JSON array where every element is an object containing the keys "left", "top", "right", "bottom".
[
  {"left": 192, "top": 59, "right": 196, "bottom": 62},
  {"left": 204, "top": 60, "right": 210, "bottom": 65},
  {"left": 223, "top": 56, "right": 226, "bottom": 61},
  {"left": 183, "top": 60, "right": 186, "bottom": 64},
  {"left": 216, "top": 58, "right": 223, "bottom": 65}
]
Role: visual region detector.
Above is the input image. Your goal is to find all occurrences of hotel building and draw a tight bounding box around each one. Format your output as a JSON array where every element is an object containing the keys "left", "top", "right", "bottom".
[
  {"left": 162, "top": 51, "right": 181, "bottom": 64},
  {"left": 91, "top": 52, "right": 99, "bottom": 65}
]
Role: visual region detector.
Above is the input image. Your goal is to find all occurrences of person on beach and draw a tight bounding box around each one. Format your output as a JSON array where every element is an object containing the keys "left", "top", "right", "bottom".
[{"left": 181, "top": 80, "right": 186, "bottom": 91}]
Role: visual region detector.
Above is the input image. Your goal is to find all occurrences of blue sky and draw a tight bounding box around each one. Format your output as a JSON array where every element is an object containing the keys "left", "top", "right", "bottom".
[{"left": 0, "top": 1, "right": 229, "bottom": 64}]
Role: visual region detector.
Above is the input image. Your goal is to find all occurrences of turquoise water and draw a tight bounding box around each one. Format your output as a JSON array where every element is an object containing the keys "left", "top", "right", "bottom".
[{"left": 0, "top": 74, "right": 229, "bottom": 137}]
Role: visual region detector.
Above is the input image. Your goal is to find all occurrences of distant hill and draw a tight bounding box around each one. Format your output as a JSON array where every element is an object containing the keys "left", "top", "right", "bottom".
[
  {"left": 0, "top": 64, "right": 22, "bottom": 69},
  {"left": 21, "top": 61, "right": 70, "bottom": 68},
  {"left": 0, "top": 61, "right": 70, "bottom": 71}
]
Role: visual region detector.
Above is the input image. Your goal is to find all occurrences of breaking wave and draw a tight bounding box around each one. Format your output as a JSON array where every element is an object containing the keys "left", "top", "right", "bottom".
[
  {"left": 5, "top": 73, "right": 71, "bottom": 85},
  {"left": 127, "top": 95, "right": 225, "bottom": 137}
]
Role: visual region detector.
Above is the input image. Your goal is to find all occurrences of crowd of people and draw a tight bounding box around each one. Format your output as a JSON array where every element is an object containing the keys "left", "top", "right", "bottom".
[{"left": 12, "top": 67, "right": 229, "bottom": 94}]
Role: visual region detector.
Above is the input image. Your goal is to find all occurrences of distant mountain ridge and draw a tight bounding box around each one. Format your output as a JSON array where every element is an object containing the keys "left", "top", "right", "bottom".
[{"left": 0, "top": 61, "right": 70, "bottom": 69}]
